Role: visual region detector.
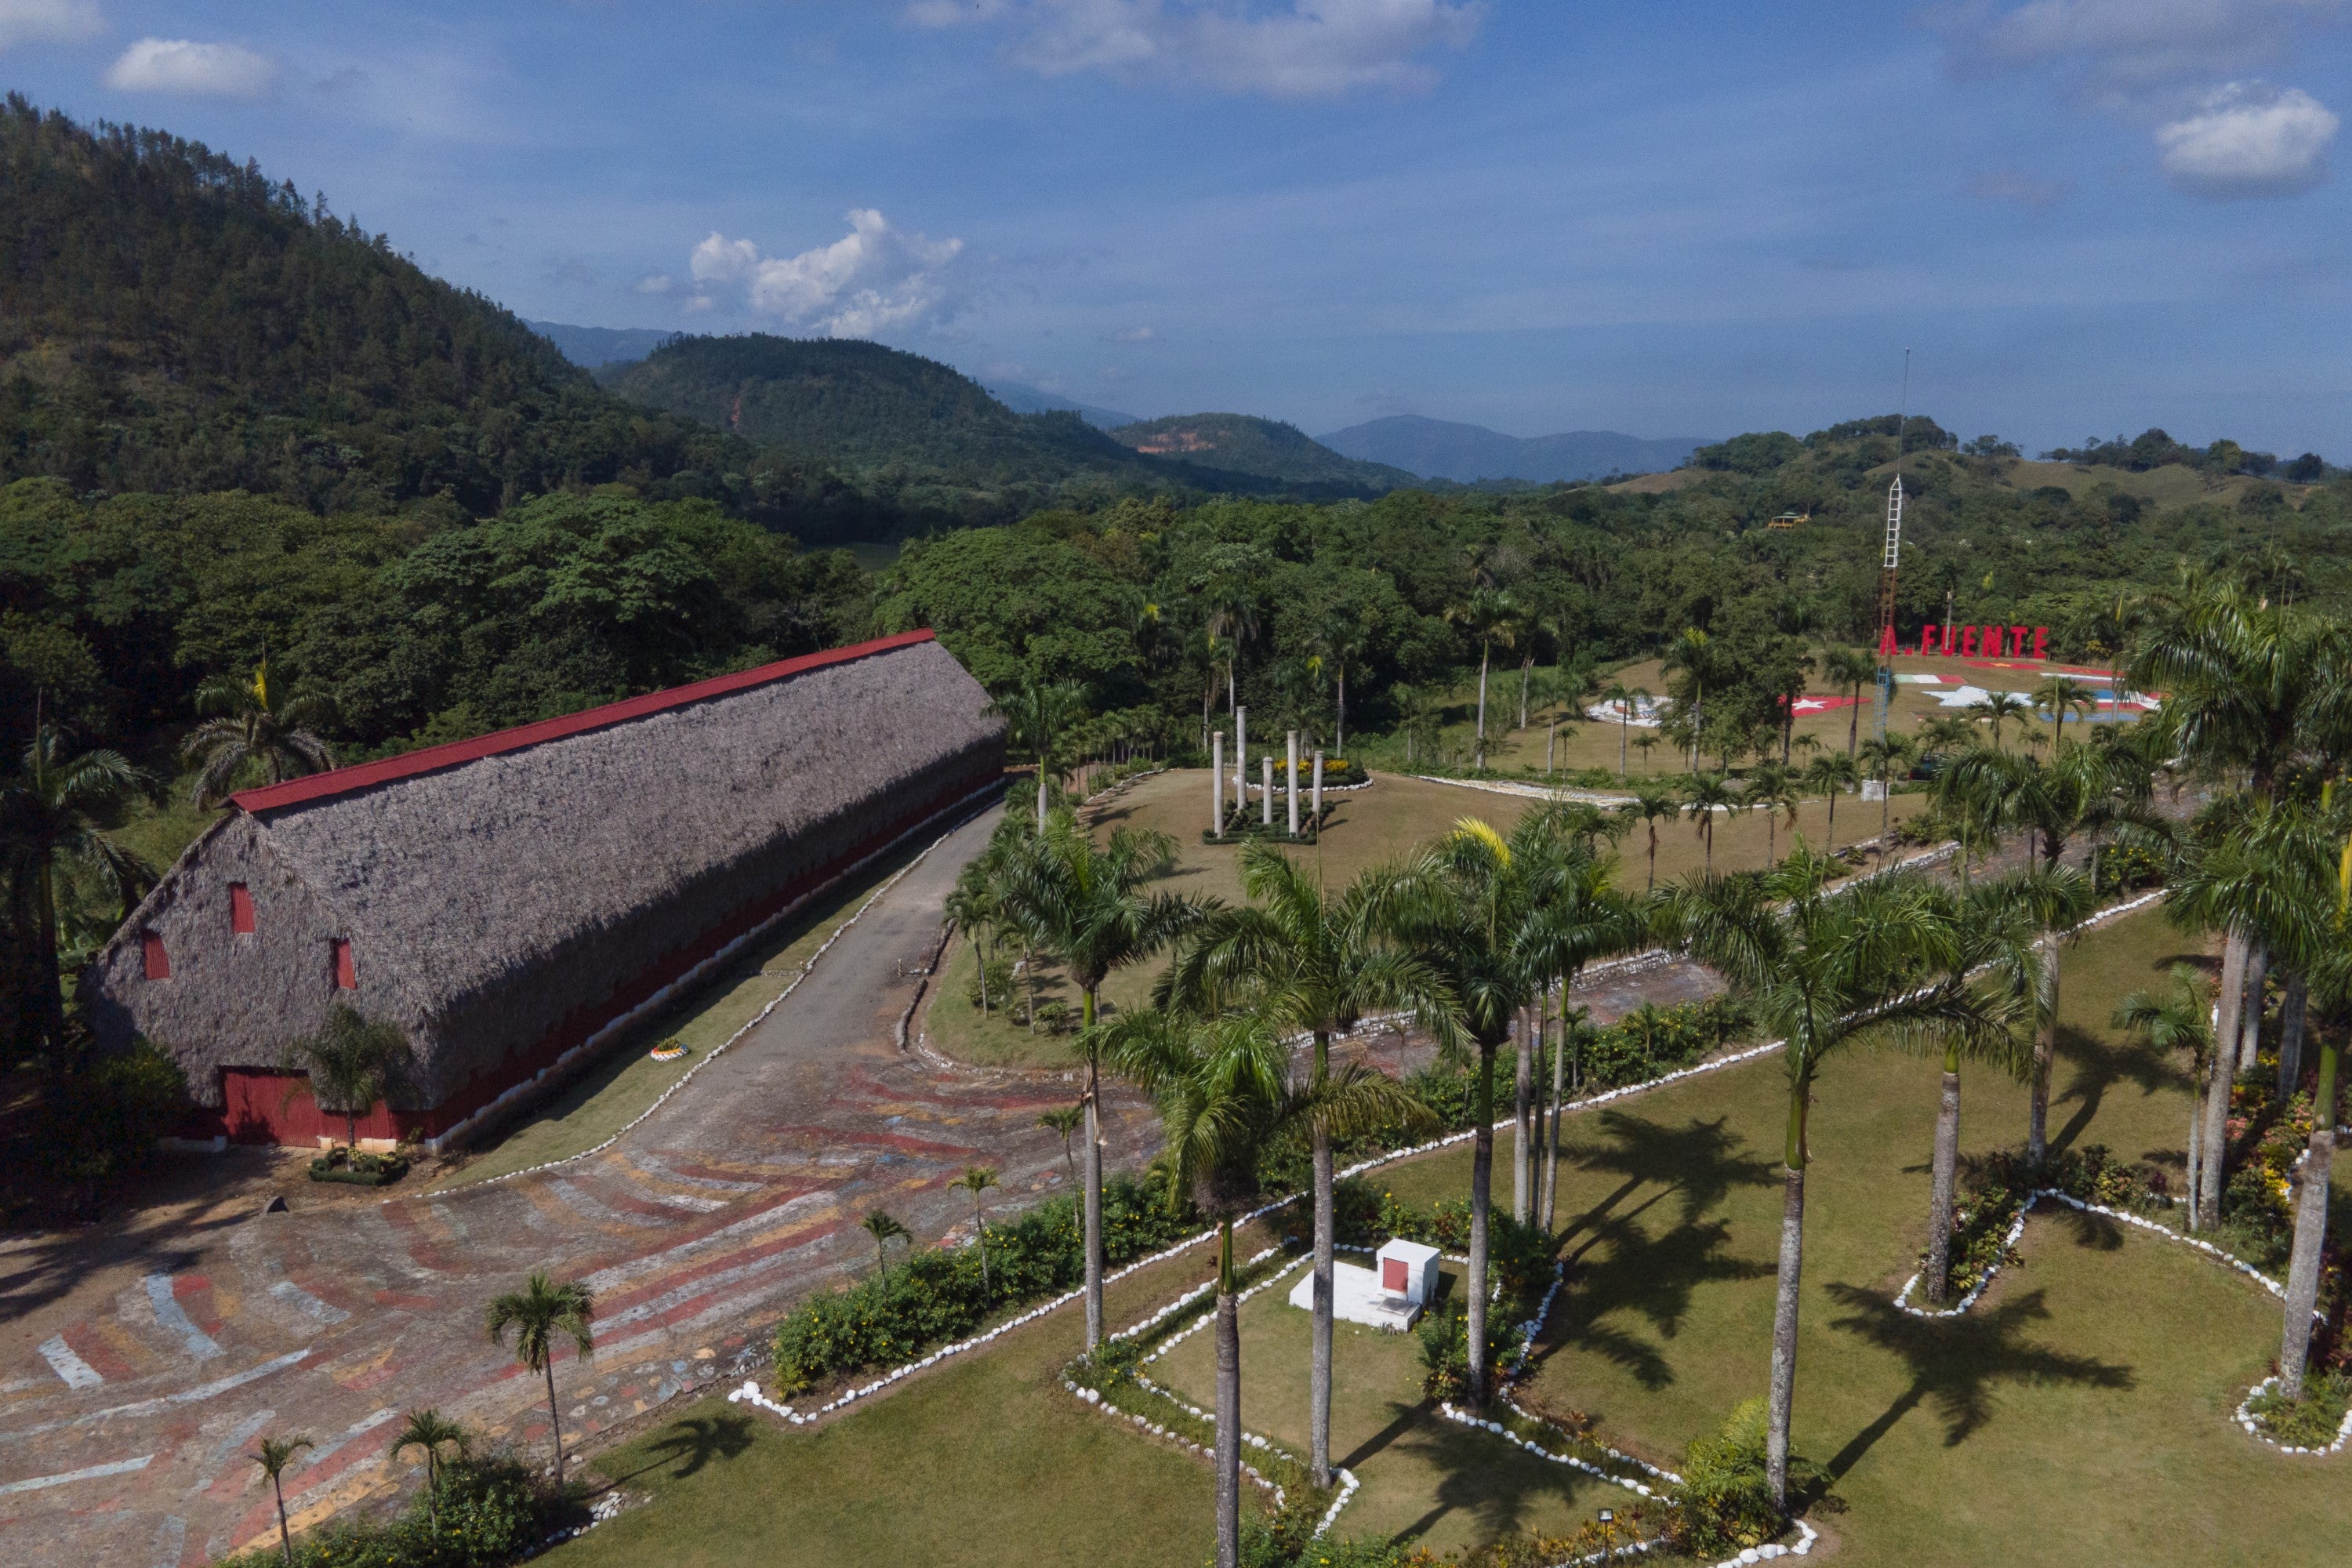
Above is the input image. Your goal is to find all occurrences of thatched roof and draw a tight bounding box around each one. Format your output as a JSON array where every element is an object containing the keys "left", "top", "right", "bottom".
[{"left": 84, "top": 631, "right": 1003, "bottom": 1122}]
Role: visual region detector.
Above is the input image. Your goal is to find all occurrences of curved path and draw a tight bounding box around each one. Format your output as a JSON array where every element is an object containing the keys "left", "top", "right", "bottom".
[{"left": 0, "top": 806, "right": 1167, "bottom": 1565}]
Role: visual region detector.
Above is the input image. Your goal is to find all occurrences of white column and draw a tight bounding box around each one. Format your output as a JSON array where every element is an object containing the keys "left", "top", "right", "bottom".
[
  {"left": 1261, "top": 755, "right": 1273, "bottom": 825},
  {"left": 1211, "top": 732, "right": 1225, "bottom": 838},
  {"left": 1312, "top": 750, "right": 1324, "bottom": 829},
  {"left": 1286, "top": 731, "right": 1299, "bottom": 836},
  {"left": 1234, "top": 706, "right": 1247, "bottom": 815}
]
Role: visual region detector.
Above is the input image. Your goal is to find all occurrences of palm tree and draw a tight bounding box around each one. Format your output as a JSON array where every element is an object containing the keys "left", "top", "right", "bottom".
[
  {"left": 1823, "top": 647, "right": 1877, "bottom": 760},
  {"left": 1657, "top": 851, "right": 2020, "bottom": 1506},
  {"left": 1748, "top": 762, "right": 1796, "bottom": 867},
  {"left": 1632, "top": 731, "right": 1662, "bottom": 775},
  {"left": 1374, "top": 817, "right": 1551, "bottom": 1404},
  {"left": 2034, "top": 674, "right": 2094, "bottom": 750},
  {"left": 283, "top": 1004, "right": 409, "bottom": 1155},
  {"left": 1160, "top": 843, "right": 1450, "bottom": 1486},
  {"left": 945, "top": 868, "right": 1000, "bottom": 1017},
  {"left": 861, "top": 1209, "right": 911, "bottom": 1281},
  {"left": 1444, "top": 587, "right": 1519, "bottom": 770},
  {"left": 1317, "top": 608, "right": 1371, "bottom": 757},
  {"left": 2278, "top": 840, "right": 2350, "bottom": 1397},
  {"left": 1104, "top": 1007, "right": 1294, "bottom": 1568},
  {"left": 1661, "top": 626, "right": 1714, "bottom": 772},
  {"left": 1914, "top": 870, "right": 2085, "bottom": 1305},
  {"left": 1681, "top": 773, "right": 1734, "bottom": 873},
  {"left": 0, "top": 725, "right": 147, "bottom": 1053},
  {"left": 1803, "top": 752, "right": 1859, "bottom": 854},
  {"left": 996, "top": 812, "right": 1210, "bottom": 1347},
  {"left": 1918, "top": 713, "right": 1976, "bottom": 757},
  {"left": 988, "top": 676, "right": 1087, "bottom": 830},
  {"left": 1617, "top": 783, "right": 1679, "bottom": 892},
  {"left": 1037, "top": 1103, "right": 1084, "bottom": 1185},
  {"left": 1970, "top": 691, "right": 2032, "bottom": 750},
  {"left": 956, "top": 1167, "right": 999, "bottom": 1292},
  {"left": 2113, "top": 967, "right": 2217, "bottom": 1229},
  {"left": 484, "top": 1272, "right": 594, "bottom": 1486},
  {"left": 181, "top": 666, "right": 336, "bottom": 808},
  {"left": 1858, "top": 734, "right": 1913, "bottom": 860},
  {"left": 1203, "top": 574, "right": 1261, "bottom": 715},
  {"left": 250, "top": 1434, "right": 313, "bottom": 1565},
  {"left": 1600, "top": 681, "right": 1647, "bottom": 777},
  {"left": 1930, "top": 746, "right": 2009, "bottom": 887},
  {"left": 394, "top": 1408, "right": 470, "bottom": 1529}
]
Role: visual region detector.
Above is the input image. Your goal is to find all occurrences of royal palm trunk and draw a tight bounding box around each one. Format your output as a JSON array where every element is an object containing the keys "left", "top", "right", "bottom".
[
  {"left": 1083, "top": 989, "right": 1106, "bottom": 1347},
  {"left": 2277, "top": 972, "right": 2309, "bottom": 1102},
  {"left": 544, "top": 1361, "right": 565, "bottom": 1486},
  {"left": 1310, "top": 1120, "right": 1336, "bottom": 1487},
  {"left": 1466, "top": 1040, "right": 1497, "bottom": 1403},
  {"left": 1767, "top": 1078, "right": 1810, "bottom": 1510},
  {"left": 1542, "top": 995, "right": 1563, "bottom": 1232},
  {"left": 1214, "top": 1225, "right": 1242, "bottom": 1568},
  {"left": 2196, "top": 935, "right": 2249, "bottom": 1229},
  {"left": 2027, "top": 933, "right": 2059, "bottom": 1166},
  {"left": 1926, "top": 1047, "right": 1962, "bottom": 1305},
  {"left": 2239, "top": 945, "right": 2269, "bottom": 1072},
  {"left": 1513, "top": 1010, "right": 1534, "bottom": 1224},
  {"left": 1475, "top": 646, "right": 1490, "bottom": 770},
  {"left": 2279, "top": 1040, "right": 2339, "bottom": 1397}
]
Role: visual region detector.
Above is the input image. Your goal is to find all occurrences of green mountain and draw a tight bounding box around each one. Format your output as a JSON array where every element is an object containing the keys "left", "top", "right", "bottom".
[
  {"left": 601, "top": 334, "right": 1161, "bottom": 486},
  {"left": 0, "top": 96, "right": 763, "bottom": 518},
  {"left": 1108, "top": 413, "right": 1416, "bottom": 490}
]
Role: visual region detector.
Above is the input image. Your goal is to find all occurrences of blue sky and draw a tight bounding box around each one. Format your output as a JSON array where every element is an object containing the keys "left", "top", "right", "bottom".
[{"left": 3, "top": 1, "right": 2348, "bottom": 456}]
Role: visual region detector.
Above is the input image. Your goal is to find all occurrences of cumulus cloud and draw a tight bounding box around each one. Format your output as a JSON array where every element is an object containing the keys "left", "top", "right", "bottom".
[
  {"left": 688, "top": 210, "right": 966, "bottom": 336},
  {"left": 0, "top": 0, "right": 101, "bottom": 51},
  {"left": 633, "top": 274, "right": 677, "bottom": 296},
  {"left": 105, "top": 38, "right": 278, "bottom": 98},
  {"left": 2156, "top": 80, "right": 2339, "bottom": 194},
  {"left": 1943, "top": 0, "right": 2347, "bottom": 89},
  {"left": 1968, "top": 167, "right": 2074, "bottom": 206},
  {"left": 906, "top": 0, "right": 1486, "bottom": 97},
  {"left": 1108, "top": 325, "right": 1158, "bottom": 343}
]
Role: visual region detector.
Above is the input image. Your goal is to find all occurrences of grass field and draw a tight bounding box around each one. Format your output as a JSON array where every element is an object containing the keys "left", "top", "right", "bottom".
[
  {"left": 558, "top": 903, "right": 2352, "bottom": 1566},
  {"left": 426, "top": 824, "right": 964, "bottom": 1189}
]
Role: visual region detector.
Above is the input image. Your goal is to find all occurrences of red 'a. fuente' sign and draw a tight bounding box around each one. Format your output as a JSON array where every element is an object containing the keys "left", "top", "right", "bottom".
[{"left": 1878, "top": 623, "right": 2050, "bottom": 659}]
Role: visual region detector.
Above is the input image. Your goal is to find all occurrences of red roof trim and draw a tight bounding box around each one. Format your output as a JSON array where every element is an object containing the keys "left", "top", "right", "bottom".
[{"left": 231, "top": 629, "right": 939, "bottom": 815}]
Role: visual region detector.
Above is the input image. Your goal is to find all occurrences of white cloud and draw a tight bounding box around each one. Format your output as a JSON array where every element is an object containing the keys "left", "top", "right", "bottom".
[
  {"left": 1944, "top": 0, "right": 2348, "bottom": 89},
  {"left": 1968, "top": 167, "right": 2074, "bottom": 206},
  {"left": 2156, "top": 80, "right": 2339, "bottom": 194},
  {"left": 1108, "top": 325, "right": 1158, "bottom": 342},
  {"left": 0, "top": 0, "right": 100, "bottom": 51},
  {"left": 906, "top": 0, "right": 1486, "bottom": 97},
  {"left": 633, "top": 274, "right": 677, "bottom": 296},
  {"left": 688, "top": 211, "right": 966, "bottom": 336},
  {"left": 104, "top": 38, "right": 277, "bottom": 98}
]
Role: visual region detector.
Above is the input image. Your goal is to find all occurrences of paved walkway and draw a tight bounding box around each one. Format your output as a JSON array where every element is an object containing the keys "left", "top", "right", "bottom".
[{"left": 0, "top": 793, "right": 1759, "bottom": 1565}]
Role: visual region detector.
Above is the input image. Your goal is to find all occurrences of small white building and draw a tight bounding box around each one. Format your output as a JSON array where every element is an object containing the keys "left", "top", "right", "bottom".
[{"left": 1289, "top": 1239, "right": 1444, "bottom": 1331}]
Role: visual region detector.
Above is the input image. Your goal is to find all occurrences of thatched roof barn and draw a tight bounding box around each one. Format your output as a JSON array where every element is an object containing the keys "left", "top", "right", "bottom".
[{"left": 82, "top": 630, "right": 1003, "bottom": 1149}]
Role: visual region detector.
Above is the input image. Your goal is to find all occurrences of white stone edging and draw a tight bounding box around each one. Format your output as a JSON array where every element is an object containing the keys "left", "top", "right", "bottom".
[{"left": 2234, "top": 1375, "right": 2352, "bottom": 1456}]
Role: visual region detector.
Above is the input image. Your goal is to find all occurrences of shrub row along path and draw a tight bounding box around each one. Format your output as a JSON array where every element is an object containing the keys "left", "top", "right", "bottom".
[{"left": 0, "top": 795, "right": 1726, "bottom": 1566}]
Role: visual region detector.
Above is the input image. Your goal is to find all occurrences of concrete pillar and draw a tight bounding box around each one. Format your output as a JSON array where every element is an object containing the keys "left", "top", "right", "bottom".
[
  {"left": 1235, "top": 706, "right": 1247, "bottom": 815},
  {"left": 1211, "top": 732, "right": 1224, "bottom": 838},
  {"left": 1287, "top": 731, "right": 1299, "bottom": 836},
  {"left": 1312, "top": 750, "right": 1324, "bottom": 831},
  {"left": 1261, "top": 755, "right": 1273, "bottom": 826}
]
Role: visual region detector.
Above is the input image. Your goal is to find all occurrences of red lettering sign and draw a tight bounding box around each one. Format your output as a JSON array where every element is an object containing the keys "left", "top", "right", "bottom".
[
  {"left": 1960, "top": 626, "right": 1979, "bottom": 657},
  {"left": 1919, "top": 626, "right": 1940, "bottom": 655}
]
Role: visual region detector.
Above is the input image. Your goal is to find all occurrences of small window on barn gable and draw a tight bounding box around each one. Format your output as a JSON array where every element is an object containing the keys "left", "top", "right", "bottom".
[
  {"left": 229, "top": 884, "right": 256, "bottom": 935},
  {"left": 332, "top": 938, "right": 357, "bottom": 990},
  {"left": 142, "top": 931, "right": 171, "bottom": 981}
]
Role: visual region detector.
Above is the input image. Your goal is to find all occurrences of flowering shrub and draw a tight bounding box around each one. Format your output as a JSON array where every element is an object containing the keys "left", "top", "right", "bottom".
[
  {"left": 2247, "top": 1370, "right": 2350, "bottom": 1446},
  {"left": 2093, "top": 841, "right": 2165, "bottom": 895},
  {"left": 772, "top": 1178, "right": 1195, "bottom": 1392}
]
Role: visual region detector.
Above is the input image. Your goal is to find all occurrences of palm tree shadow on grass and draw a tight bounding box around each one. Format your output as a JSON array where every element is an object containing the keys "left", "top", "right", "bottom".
[
  {"left": 2048, "top": 1021, "right": 2184, "bottom": 1159},
  {"left": 1819, "top": 1283, "right": 2132, "bottom": 1486},
  {"left": 1381, "top": 1416, "right": 1618, "bottom": 1549},
  {"left": 612, "top": 1412, "right": 758, "bottom": 1483},
  {"left": 1532, "top": 1113, "right": 1780, "bottom": 1391}
]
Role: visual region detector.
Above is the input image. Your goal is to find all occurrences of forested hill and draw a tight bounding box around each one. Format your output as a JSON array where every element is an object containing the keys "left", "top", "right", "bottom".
[
  {"left": 0, "top": 97, "right": 777, "bottom": 517},
  {"left": 1107, "top": 413, "right": 1417, "bottom": 490}
]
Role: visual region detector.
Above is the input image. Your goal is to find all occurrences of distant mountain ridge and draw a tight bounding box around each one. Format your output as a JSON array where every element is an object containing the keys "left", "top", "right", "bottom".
[
  {"left": 1319, "top": 415, "right": 1712, "bottom": 484},
  {"left": 984, "top": 380, "right": 1140, "bottom": 431},
  {"left": 527, "top": 321, "right": 677, "bottom": 368},
  {"left": 1107, "top": 413, "right": 1417, "bottom": 490}
]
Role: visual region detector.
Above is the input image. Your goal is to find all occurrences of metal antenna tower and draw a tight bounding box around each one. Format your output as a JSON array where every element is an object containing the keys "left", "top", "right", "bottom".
[{"left": 1872, "top": 349, "right": 1911, "bottom": 746}]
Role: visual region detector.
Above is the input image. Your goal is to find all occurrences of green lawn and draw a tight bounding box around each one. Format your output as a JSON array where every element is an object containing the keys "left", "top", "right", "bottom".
[
  {"left": 550, "top": 906, "right": 2350, "bottom": 1566},
  {"left": 427, "top": 828, "right": 959, "bottom": 1189}
]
